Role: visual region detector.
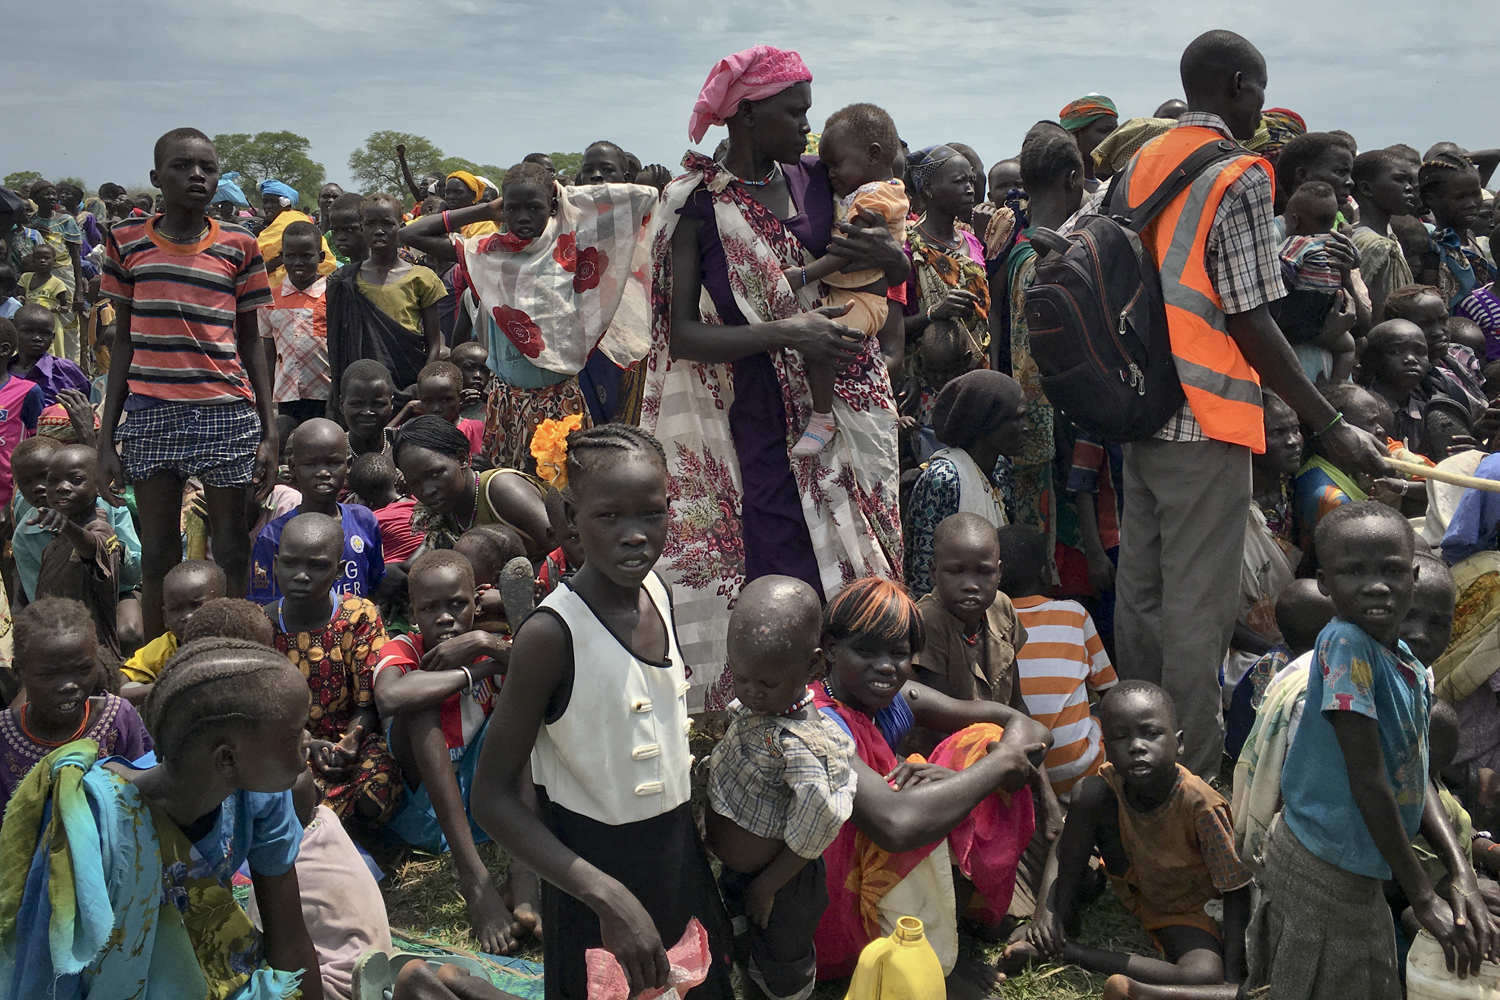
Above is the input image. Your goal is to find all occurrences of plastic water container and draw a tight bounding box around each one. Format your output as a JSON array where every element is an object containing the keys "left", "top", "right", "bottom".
[
  {"left": 845, "top": 916, "right": 945, "bottom": 1000},
  {"left": 1407, "top": 929, "right": 1500, "bottom": 999}
]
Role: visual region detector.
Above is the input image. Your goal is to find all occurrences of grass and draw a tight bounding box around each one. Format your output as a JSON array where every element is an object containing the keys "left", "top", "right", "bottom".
[
  {"left": 368, "top": 834, "right": 1156, "bottom": 997},
  {"left": 368, "top": 720, "right": 1161, "bottom": 996}
]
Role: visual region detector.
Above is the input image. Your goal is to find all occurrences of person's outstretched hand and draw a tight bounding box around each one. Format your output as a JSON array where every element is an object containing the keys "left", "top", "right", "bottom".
[{"left": 1319, "top": 420, "right": 1388, "bottom": 478}]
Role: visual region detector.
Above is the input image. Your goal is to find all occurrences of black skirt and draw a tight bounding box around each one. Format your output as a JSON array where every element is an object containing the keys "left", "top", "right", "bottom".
[{"left": 538, "top": 790, "right": 735, "bottom": 1000}]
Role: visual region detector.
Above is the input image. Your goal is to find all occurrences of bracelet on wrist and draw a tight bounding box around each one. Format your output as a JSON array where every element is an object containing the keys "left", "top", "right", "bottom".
[
  {"left": 460, "top": 664, "right": 475, "bottom": 696},
  {"left": 1313, "top": 411, "right": 1345, "bottom": 438},
  {"left": 442, "top": 210, "right": 453, "bottom": 234}
]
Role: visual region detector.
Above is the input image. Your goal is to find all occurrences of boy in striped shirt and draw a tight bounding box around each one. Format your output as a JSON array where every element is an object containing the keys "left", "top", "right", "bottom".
[
  {"left": 97, "top": 128, "right": 279, "bottom": 638},
  {"left": 1000, "top": 525, "right": 1118, "bottom": 795}
]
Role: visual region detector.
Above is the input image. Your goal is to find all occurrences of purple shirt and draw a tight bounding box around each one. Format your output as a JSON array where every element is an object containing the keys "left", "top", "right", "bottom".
[
  {"left": 0, "top": 694, "right": 152, "bottom": 815},
  {"left": 20, "top": 353, "right": 91, "bottom": 408}
]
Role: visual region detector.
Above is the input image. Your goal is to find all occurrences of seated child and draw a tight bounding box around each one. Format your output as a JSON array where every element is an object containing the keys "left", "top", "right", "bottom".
[
  {"left": 453, "top": 522, "right": 526, "bottom": 633},
  {"left": 0, "top": 596, "right": 152, "bottom": 814},
  {"left": 32, "top": 443, "right": 123, "bottom": 661},
  {"left": 391, "top": 360, "right": 485, "bottom": 456},
  {"left": 1278, "top": 181, "right": 1357, "bottom": 384},
  {"left": 0, "top": 637, "right": 321, "bottom": 998},
  {"left": 249, "top": 417, "right": 384, "bottom": 603},
  {"left": 1386, "top": 282, "right": 1489, "bottom": 413},
  {"left": 260, "top": 220, "right": 332, "bottom": 426},
  {"left": 18, "top": 243, "right": 69, "bottom": 358},
  {"left": 1010, "top": 681, "right": 1252, "bottom": 994},
  {"left": 120, "top": 558, "right": 226, "bottom": 705},
  {"left": 179, "top": 595, "right": 279, "bottom": 646},
  {"left": 452, "top": 340, "right": 492, "bottom": 422},
  {"left": 9, "top": 302, "right": 90, "bottom": 406},
  {"left": 269, "top": 511, "right": 402, "bottom": 825},
  {"left": 1002, "top": 524, "right": 1119, "bottom": 796},
  {"left": 0, "top": 316, "right": 43, "bottom": 510},
  {"left": 535, "top": 484, "right": 581, "bottom": 598},
  {"left": 341, "top": 358, "right": 397, "bottom": 460},
  {"left": 1247, "top": 502, "right": 1492, "bottom": 998},
  {"left": 248, "top": 774, "right": 394, "bottom": 1000},
  {"left": 1294, "top": 381, "right": 1401, "bottom": 551},
  {"left": 348, "top": 450, "right": 421, "bottom": 563},
  {"left": 705, "top": 575, "right": 857, "bottom": 1000},
  {"left": 908, "top": 513, "right": 1028, "bottom": 756},
  {"left": 374, "top": 548, "right": 536, "bottom": 956},
  {"left": 784, "top": 103, "right": 908, "bottom": 457}
]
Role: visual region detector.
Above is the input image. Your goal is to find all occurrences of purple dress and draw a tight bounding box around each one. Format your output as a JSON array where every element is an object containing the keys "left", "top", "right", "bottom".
[
  {"left": 0, "top": 693, "right": 153, "bottom": 814},
  {"left": 676, "top": 156, "right": 833, "bottom": 595}
]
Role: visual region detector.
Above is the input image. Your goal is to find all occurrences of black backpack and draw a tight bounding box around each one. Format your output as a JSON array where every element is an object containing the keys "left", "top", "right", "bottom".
[{"left": 1020, "top": 139, "right": 1247, "bottom": 442}]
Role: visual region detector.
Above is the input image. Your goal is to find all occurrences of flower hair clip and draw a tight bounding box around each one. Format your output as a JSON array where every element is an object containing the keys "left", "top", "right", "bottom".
[{"left": 531, "top": 413, "right": 585, "bottom": 488}]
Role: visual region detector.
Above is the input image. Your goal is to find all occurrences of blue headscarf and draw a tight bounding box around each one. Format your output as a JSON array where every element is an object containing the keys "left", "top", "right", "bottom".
[
  {"left": 257, "top": 179, "right": 299, "bottom": 206},
  {"left": 210, "top": 171, "right": 249, "bottom": 208},
  {"left": 907, "top": 145, "right": 962, "bottom": 197}
]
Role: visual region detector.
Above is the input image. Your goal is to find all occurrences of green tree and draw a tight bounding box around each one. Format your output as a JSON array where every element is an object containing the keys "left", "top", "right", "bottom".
[
  {"left": 57, "top": 176, "right": 87, "bottom": 193},
  {"left": 2, "top": 170, "right": 42, "bottom": 190},
  {"left": 349, "top": 132, "right": 443, "bottom": 196},
  {"left": 549, "top": 152, "right": 583, "bottom": 179},
  {"left": 211, "top": 131, "right": 326, "bottom": 206}
]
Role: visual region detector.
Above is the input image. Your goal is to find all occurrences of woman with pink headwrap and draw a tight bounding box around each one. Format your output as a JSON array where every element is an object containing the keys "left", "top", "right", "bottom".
[{"left": 643, "top": 45, "right": 910, "bottom": 711}]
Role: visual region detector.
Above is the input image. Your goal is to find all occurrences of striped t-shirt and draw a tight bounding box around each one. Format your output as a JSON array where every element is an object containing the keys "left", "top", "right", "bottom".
[
  {"left": 100, "top": 216, "right": 271, "bottom": 404},
  {"left": 1013, "top": 595, "right": 1118, "bottom": 793}
]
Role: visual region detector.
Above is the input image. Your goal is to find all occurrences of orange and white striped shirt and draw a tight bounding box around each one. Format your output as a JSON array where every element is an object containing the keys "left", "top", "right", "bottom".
[{"left": 1012, "top": 595, "right": 1117, "bottom": 793}]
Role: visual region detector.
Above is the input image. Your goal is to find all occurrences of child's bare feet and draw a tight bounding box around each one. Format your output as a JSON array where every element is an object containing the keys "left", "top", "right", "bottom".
[
  {"left": 791, "top": 412, "right": 837, "bottom": 457},
  {"left": 459, "top": 875, "right": 526, "bottom": 956},
  {"left": 998, "top": 939, "right": 1041, "bottom": 976}
]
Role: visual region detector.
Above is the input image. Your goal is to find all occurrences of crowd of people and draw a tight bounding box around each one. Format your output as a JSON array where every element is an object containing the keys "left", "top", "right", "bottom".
[{"left": 1, "top": 25, "right": 1500, "bottom": 1000}]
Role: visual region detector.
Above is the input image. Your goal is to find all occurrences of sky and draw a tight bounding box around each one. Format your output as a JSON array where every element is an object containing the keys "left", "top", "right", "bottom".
[{"left": 4, "top": 0, "right": 1496, "bottom": 194}]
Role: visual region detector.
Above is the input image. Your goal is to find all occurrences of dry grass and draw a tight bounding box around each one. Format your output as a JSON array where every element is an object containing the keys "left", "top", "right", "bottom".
[
  {"left": 367, "top": 718, "right": 1163, "bottom": 996},
  {"left": 368, "top": 831, "right": 1156, "bottom": 998}
]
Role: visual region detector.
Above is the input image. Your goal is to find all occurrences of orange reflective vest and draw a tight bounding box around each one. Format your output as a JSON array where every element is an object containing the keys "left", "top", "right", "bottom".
[{"left": 1118, "top": 126, "right": 1273, "bottom": 452}]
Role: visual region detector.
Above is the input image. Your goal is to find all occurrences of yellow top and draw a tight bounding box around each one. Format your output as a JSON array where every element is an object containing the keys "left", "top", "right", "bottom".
[{"left": 120, "top": 630, "right": 179, "bottom": 685}]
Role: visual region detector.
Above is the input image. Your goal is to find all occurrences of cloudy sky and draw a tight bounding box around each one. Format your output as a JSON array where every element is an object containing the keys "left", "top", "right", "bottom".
[{"left": 5, "top": 0, "right": 1495, "bottom": 193}]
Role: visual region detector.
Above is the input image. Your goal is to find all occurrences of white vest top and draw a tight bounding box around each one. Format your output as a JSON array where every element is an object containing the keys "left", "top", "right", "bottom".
[{"left": 530, "top": 572, "right": 693, "bottom": 825}]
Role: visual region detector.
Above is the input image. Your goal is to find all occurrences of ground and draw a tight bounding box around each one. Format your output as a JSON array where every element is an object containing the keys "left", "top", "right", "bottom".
[
  {"left": 371, "top": 838, "right": 1160, "bottom": 998},
  {"left": 371, "top": 723, "right": 1163, "bottom": 998}
]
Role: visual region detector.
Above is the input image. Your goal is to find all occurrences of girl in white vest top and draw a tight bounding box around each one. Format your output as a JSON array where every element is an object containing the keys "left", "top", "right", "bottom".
[{"left": 472, "top": 424, "right": 733, "bottom": 1000}]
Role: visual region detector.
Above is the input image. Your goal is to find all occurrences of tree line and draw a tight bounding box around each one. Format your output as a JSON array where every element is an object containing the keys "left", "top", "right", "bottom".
[{"left": 4, "top": 132, "right": 585, "bottom": 206}]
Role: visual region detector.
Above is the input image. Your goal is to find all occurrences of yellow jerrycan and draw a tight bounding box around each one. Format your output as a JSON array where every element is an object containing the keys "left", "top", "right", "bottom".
[{"left": 844, "top": 916, "right": 945, "bottom": 1000}]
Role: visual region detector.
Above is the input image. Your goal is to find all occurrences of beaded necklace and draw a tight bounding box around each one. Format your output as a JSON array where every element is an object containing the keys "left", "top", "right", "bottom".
[
  {"left": 720, "top": 160, "right": 784, "bottom": 188},
  {"left": 778, "top": 687, "right": 815, "bottom": 717},
  {"left": 20, "top": 701, "right": 92, "bottom": 748}
]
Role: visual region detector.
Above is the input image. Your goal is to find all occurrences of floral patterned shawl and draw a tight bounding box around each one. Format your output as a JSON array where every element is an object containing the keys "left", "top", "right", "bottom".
[
  {"left": 455, "top": 181, "right": 658, "bottom": 376},
  {"left": 908, "top": 222, "right": 991, "bottom": 358},
  {"left": 642, "top": 152, "right": 902, "bottom": 710}
]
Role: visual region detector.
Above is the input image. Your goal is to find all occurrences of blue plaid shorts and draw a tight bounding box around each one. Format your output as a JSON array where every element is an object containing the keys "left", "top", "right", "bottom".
[{"left": 116, "top": 398, "right": 262, "bottom": 487}]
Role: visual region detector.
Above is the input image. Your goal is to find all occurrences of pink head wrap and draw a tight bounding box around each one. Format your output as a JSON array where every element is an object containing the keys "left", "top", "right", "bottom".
[{"left": 688, "top": 45, "right": 813, "bottom": 144}]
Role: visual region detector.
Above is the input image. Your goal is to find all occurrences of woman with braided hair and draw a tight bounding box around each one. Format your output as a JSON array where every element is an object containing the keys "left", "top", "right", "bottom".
[
  {"left": 393, "top": 413, "right": 550, "bottom": 558},
  {"left": 0, "top": 637, "right": 324, "bottom": 999}
]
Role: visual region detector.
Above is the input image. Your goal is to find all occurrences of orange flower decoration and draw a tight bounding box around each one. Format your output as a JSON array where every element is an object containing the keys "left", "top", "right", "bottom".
[{"left": 530, "top": 413, "right": 585, "bottom": 488}]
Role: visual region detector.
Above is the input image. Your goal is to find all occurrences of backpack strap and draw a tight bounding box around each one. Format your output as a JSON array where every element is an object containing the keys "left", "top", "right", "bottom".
[{"left": 1110, "top": 139, "right": 1250, "bottom": 233}]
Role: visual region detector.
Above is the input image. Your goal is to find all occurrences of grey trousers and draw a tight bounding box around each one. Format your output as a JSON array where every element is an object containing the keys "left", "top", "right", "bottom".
[{"left": 1115, "top": 437, "right": 1250, "bottom": 777}]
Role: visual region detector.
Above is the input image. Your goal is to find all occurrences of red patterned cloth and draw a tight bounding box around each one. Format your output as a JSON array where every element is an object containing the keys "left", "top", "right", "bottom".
[
  {"left": 811, "top": 687, "right": 1035, "bottom": 977},
  {"left": 274, "top": 596, "right": 402, "bottom": 822}
]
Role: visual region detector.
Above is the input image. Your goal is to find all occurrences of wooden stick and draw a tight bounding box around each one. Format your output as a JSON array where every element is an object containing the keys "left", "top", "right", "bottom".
[{"left": 1385, "top": 457, "right": 1500, "bottom": 494}]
